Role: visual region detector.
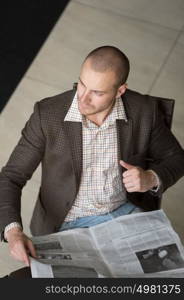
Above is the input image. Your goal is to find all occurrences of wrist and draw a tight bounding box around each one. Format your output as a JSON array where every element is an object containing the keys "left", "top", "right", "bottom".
[
  {"left": 4, "top": 223, "right": 22, "bottom": 241},
  {"left": 146, "top": 169, "right": 158, "bottom": 189}
]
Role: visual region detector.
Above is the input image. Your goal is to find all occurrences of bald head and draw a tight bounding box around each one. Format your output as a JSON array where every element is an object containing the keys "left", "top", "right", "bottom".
[{"left": 83, "top": 46, "right": 130, "bottom": 87}]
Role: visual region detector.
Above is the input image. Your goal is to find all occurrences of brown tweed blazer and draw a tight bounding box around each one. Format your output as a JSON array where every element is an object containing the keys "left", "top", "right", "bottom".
[{"left": 0, "top": 87, "right": 184, "bottom": 237}]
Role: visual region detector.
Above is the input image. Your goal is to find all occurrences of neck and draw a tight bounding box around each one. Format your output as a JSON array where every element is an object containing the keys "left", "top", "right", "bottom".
[{"left": 86, "top": 101, "right": 115, "bottom": 126}]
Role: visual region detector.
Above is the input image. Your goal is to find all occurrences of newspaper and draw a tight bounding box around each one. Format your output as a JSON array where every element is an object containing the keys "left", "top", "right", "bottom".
[{"left": 30, "top": 209, "right": 184, "bottom": 278}]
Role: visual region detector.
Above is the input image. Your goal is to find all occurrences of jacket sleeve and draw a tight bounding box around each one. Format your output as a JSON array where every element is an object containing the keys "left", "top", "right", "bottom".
[
  {"left": 0, "top": 102, "right": 45, "bottom": 237},
  {"left": 148, "top": 100, "right": 184, "bottom": 193}
]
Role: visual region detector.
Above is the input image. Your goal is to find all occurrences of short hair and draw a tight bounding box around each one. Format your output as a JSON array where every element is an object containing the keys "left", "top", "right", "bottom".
[{"left": 84, "top": 46, "right": 130, "bottom": 86}]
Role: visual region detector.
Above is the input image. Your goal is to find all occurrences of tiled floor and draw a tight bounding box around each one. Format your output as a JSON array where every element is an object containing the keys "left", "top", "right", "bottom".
[{"left": 0, "top": 0, "right": 184, "bottom": 276}]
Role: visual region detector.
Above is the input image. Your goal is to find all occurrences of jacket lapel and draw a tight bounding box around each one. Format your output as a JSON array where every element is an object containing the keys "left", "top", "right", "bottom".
[
  {"left": 116, "top": 119, "right": 133, "bottom": 173},
  {"left": 63, "top": 121, "right": 83, "bottom": 192}
]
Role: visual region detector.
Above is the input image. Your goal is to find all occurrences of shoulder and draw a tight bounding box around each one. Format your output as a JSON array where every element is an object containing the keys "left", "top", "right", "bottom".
[
  {"left": 38, "top": 89, "right": 74, "bottom": 109},
  {"left": 35, "top": 89, "right": 75, "bottom": 120},
  {"left": 123, "top": 89, "right": 159, "bottom": 120},
  {"left": 123, "top": 89, "right": 156, "bottom": 108},
  {"left": 123, "top": 89, "right": 174, "bottom": 128}
]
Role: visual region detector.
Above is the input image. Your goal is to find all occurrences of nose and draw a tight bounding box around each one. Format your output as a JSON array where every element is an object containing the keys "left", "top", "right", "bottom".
[{"left": 79, "top": 89, "right": 91, "bottom": 104}]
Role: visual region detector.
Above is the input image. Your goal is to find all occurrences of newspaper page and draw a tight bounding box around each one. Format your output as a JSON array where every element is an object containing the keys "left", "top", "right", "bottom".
[
  {"left": 30, "top": 209, "right": 184, "bottom": 278},
  {"left": 31, "top": 225, "right": 111, "bottom": 278}
]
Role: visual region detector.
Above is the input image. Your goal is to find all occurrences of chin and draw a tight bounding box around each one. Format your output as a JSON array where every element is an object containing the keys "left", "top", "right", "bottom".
[
  {"left": 79, "top": 106, "right": 93, "bottom": 116},
  {"left": 79, "top": 106, "right": 86, "bottom": 114}
]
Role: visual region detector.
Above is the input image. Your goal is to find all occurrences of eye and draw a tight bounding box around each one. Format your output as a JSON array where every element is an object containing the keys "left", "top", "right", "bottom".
[
  {"left": 94, "top": 91, "right": 104, "bottom": 96},
  {"left": 78, "top": 81, "right": 85, "bottom": 91}
]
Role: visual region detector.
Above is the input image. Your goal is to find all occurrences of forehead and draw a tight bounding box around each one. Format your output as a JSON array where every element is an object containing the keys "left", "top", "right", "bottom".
[{"left": 80, "top": 60, "right": 117, "bottom": 91}]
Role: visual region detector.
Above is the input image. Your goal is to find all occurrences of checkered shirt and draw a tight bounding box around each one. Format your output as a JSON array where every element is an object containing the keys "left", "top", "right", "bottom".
[{"left": 64, "top": 92, "right": 128, "bottom": 221}]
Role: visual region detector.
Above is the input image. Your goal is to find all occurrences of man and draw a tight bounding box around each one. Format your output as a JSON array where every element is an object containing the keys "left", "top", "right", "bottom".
[{"left": 0, "top": 46, "right": 184, "bottom": 276}]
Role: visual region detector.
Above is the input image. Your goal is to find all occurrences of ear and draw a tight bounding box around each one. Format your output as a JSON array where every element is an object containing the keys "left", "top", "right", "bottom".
[{"left": 116, "top": 83, "right": 127, "bottom": 98}]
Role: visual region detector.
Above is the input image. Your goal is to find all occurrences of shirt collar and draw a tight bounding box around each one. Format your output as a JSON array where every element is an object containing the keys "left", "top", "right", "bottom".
[{"left": 64, "top": 91, "right": 128, "bottom": 126}]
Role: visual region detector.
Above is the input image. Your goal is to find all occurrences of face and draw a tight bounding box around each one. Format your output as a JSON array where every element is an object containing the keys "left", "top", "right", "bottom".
[{"left": 77, "top": 59, "right": 127, "bottom": 123}]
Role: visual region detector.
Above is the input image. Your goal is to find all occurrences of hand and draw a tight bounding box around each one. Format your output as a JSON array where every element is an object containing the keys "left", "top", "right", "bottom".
[
  {"left": 6, "top": 227, "right": 37, "bottom": 266},
  {"left": 120, "top": 160, "right": 157, "bottom": 193}
]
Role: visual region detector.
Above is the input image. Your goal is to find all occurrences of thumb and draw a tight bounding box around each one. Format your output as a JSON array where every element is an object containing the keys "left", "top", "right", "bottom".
[
  {"left": 120, "top": 160, "right": 134, "bottom": 170},
  {"left": 27, "top": 239, "right": 37, "bottom": 258}
]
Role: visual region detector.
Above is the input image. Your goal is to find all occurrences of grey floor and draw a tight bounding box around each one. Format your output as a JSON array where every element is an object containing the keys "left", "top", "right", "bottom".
[{"left": 0, "top": 0, "right": 184, "bottom": 277}]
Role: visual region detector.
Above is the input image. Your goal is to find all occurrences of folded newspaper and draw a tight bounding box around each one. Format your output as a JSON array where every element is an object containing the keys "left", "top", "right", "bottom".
[{"left": 30, "top": 209, "right": 184, "bottom": 278}]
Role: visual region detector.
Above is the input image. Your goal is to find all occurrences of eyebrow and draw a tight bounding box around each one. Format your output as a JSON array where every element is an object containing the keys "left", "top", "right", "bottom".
[{"left": 79, "top": 77, "right": 106, "bottom": 93}]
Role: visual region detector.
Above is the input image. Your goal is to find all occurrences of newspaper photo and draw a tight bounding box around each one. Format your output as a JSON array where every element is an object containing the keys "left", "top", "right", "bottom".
[{"left": 30, "top": 209, "right": 184, "bottom": 278}]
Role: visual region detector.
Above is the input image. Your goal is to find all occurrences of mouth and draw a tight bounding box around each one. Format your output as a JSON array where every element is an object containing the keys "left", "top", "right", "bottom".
[{"left": 79, "top": 102, "right": 91, "bottom": 109}]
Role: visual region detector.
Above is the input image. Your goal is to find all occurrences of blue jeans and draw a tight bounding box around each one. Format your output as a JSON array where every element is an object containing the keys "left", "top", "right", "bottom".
[{"left": 59, "top": 201, "right": 143, "bottom": 232}]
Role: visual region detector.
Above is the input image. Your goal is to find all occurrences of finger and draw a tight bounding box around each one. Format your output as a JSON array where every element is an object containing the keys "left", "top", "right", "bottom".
[
  {"left": 122, "top": 169, "right": 137, "bottom": 178},
  {"left": 123, "top": 167, "right": 141, "bottom": 179},
  {"left": 123, "top": 176, "right": 134, "bottom": 184},
  {"left": 124, "top": 182, "right": 136, "bottom": 189},
  {"left": 22, "top": 253, "right": 30, "bottom": 266},
  {"left": 10, "top": 243, "right": 30, "bottom": 266},
  {"left": 25, "top": 256, "right": 30, "bottom": 266},
  {"left": 120, "top": 160, "right": 134, "bottom": 170},
  {"left": 122, "top": 170, "right": 132, "bottom": 178},
  {"left": 27, "top": 240, "right": 37, "bottom": 258},
  {"left": 125, "top": 186, "right": 138, "bottom": 193}
]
